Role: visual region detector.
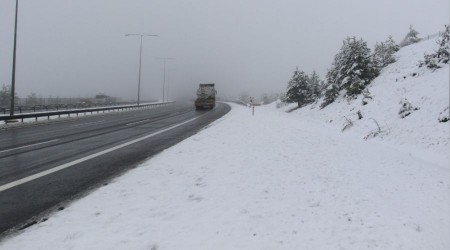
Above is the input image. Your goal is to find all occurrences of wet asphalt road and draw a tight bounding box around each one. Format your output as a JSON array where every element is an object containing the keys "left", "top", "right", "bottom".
[{"left": 0, "top": 102, "right": 230, "bottom": 236}]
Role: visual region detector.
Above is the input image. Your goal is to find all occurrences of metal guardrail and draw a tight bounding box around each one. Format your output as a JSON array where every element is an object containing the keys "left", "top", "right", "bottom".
[
  {"left": 0, "top": 102, "right": 139, "bottom": 115},
  {"left": 0, "top": 102, "right": 175, "bottom": 123}
]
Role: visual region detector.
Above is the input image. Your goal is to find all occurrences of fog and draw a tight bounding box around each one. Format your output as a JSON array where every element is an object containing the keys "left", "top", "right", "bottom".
[{"left": 0, "top": 0, "right": 448, "bottom": 102}]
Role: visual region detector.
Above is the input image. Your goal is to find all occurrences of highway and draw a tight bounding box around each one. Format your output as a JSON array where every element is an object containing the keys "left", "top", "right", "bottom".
[{"left": 0, "top": 102, "right": 230, "bottom": 236}]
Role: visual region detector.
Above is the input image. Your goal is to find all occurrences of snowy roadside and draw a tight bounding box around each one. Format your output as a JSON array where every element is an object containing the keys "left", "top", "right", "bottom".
[
  {"left": 1, "top": 103, "right": 448, "bottom": 250},
  {"left": 278, "top": 38, "right": 449, "bottom": 166}
]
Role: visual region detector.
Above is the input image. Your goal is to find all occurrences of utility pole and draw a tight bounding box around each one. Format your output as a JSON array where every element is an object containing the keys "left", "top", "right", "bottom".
[
  {"left": 155, "top": 57, "right": 175, "bottom": 102},
  {"left": 125, "top": 34, "right": 158, "bottom": 106},
  {"left": 10, "top": 0, "right": 19, "bottom": 116}
]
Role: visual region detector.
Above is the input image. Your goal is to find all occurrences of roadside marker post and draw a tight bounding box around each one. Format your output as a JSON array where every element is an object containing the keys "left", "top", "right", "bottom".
[{"left": 249, "top": 97, "right": 254, "bottom": 116}]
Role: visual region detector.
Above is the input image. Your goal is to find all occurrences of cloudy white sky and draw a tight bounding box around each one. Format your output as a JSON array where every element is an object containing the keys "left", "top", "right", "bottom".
[{"left": 0, "top": 0, "right": 448, "bottom": 101}]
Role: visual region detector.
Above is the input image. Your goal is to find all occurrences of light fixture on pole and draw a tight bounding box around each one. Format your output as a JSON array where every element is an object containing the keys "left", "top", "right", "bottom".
[
  {"left": 125, "top": 34, "right": 158, "bottom": 106},
  {"left": 155, "top": 57, "right": 175, "bottom": 103}
]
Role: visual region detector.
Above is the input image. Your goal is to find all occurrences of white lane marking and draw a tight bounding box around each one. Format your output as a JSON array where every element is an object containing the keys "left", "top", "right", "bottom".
[
  {"left": 0, "top": 114, "right": 203, "bottom": 192},
  {"left": 0, "top": 139, "right": 60, "bottom": 154},
  {"left": 126, "top": 119, "right": 150, "bottom": 126}
]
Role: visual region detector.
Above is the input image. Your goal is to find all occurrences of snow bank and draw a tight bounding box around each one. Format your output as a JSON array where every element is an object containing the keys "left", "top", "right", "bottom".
[{"left": 1, "top": 103, "right": 448, "bottom": 250}]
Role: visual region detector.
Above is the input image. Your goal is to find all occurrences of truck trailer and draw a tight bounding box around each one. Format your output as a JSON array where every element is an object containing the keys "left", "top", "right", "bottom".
[{"left": 195, "top": 83, "right": 217, "bottom": 110}]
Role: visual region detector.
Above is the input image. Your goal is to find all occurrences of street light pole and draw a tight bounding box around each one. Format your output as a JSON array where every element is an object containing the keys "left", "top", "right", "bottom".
[
  {"left": 10, "top": 0, "right": 19, "bottom": 116},
  {"left": 155, "top": 57, "right": 175, "bottom": 103},
  {"left": 166, "top": 69, "right": 176, "bottom": 102},
  {"left": 125, "top": 34, "right": 158, "bottom": 106}
]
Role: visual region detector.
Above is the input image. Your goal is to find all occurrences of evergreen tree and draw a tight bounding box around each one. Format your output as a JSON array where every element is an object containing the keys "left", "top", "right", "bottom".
[
  {"left": 372, "top": 42, "right": 385, "bottom": 71},
  {"left": 308, "top": 70, "right": 322, "bottom": 101},
  {"left": 318, "top": 80, "right": 328, "bottom": 97},
  {"left": 321, "top": 82, "right": 339, "bottom": 108},
  {"left": 373, "top": 36, "right": 399, "bottom": 71},
  {"left": 286, "top": 67, "right": 310, "bottom": 107},
  {"left": 422, "top": 25, "right": 450, "bottom": 69},
  {"left": 400, "top": 25, "right": 420, "bottom": 47},
  {"left": 327, "top": 37, "right": 375, "bottom": 97},
  {"left": 386, "top": 35, "right": 400, "bottom": 53}
]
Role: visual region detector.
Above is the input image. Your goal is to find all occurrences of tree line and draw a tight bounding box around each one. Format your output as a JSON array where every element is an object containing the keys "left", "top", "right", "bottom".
[{"left": 284, "top": 25, "right": 449, "bottom": 108}]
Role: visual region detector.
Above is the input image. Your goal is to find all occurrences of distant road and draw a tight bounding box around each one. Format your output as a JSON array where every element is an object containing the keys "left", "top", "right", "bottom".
[{"left": 0, "top": 102, "right": 230, "bottom": 236}]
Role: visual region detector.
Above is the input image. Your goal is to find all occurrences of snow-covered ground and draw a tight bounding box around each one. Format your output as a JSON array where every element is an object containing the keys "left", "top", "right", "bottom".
[
  {"left": 0, "top": 101, "right": 448, "bottom": 249},
  {"left": 1, "top": 38, "right": 448, "bottom": 249}
]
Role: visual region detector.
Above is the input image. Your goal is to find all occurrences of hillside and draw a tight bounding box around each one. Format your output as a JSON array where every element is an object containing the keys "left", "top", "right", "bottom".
[{"left": 280, "top": 38, "right": 449, "bottom": 166}]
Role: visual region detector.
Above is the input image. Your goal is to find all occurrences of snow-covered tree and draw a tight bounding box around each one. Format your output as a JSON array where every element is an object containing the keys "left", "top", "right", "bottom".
[
  {"left": 373, "top": 36, "right": 399, "bottom": 70},
  {"left": 321, "top": 82, "right": 339, "bottom": 108},
  {"left": 286, "top": 67, "right": 310, "bottom": 107},
  {"left": 386, "top": 35, "right": 400, "bottom": 54},
  {"left": 400, "top": 25, "right": 420, "bottom": 47},
  {"left": 0, "top": 84, "right": 18, "bottom": 106},
  {"left": 307, "top": 70, "right": 322, "bottom": 101},
  {"left": 326, "top": 37, "right": 376, "bottom": 97},
  {"left": 421, "top": 25, "right": 450, "bottom": 69}
]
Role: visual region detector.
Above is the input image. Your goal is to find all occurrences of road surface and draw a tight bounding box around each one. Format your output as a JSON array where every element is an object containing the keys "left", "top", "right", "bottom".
[{"left": 0, "top": 102, "right": 230, "bottom": 236}]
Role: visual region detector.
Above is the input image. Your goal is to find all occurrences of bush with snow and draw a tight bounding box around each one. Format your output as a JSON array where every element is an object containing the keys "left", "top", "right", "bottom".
[
  {"left": 341, "top": 116, "right": 353, "bottom": 131},
  {"left": 398, "top": 98, "right": 418, "bottom": 118},
  {"left": 361, "top": 89, "right": 373, "bottom": 105},
  {"left": 420, "top": 25, "right": 450, "bottom": 69},
  {"left": 363, "top": 118, "right": 388, "bottom": 140},
  {"left": 438, "top": 106, "right": 449, "bottom": 122}
]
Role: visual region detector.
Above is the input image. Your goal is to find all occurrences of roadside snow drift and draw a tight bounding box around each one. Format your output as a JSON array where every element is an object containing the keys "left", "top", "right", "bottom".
[{"left": 0, "top": 102, "right": 448, "bottom": 250}]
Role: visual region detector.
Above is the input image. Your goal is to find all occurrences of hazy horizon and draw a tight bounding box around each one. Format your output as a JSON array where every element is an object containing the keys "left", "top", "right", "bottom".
[{"left": 0, "top": 0, "right": 448, "bottom": 102}]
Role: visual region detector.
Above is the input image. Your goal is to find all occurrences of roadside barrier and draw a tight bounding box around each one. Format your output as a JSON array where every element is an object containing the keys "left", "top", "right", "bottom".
[{"left": 0, "top": 102, "right": 175, "bottom": 123}]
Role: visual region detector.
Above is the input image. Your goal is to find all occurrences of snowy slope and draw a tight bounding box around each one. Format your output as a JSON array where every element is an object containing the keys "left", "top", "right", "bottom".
[
  {"left": 0, "top": 103, "right": 448, "bottom": 250},
  {"left": 280, "top": 38, "right": 449, "bottom": 166}
]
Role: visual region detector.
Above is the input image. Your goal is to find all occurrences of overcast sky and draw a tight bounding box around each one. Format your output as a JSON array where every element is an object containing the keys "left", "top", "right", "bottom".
[{"left": 0, "top": 0, "right": 448, "bottom": 101}]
